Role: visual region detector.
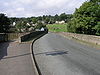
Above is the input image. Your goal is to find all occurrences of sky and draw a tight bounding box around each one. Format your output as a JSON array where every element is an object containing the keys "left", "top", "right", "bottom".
[{"left": 0, "top": 0, "right": 86, "bottom": 17}]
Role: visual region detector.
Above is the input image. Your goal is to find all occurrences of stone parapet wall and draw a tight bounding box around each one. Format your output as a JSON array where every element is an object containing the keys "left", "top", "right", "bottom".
[
  {"left": 60, "top": 32, "right": 100, "bottom": 45},
  {"left": 19, "top": 31, "right": 46, "bottom": 42},
  {"left": 0, "top": 33, "right": 7, "bottom": 42}
]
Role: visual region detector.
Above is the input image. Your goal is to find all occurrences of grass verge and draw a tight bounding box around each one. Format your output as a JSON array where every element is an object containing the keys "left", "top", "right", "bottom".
[{"left": 47, "top": 24, "right": 67, "bottom": 32}]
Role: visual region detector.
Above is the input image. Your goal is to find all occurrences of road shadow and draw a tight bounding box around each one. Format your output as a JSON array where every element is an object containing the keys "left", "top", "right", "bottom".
[
  {"left": 35, "top": 51, "right": 68, "bottom": 56},
  {"left": 3, "top": 53, "right": 31, "bottom": 59},
  {"left": 0, "top": 42, "right": 9, "bottom": 60}
]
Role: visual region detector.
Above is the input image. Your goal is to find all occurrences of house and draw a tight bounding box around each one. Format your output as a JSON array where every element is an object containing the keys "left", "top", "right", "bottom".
[
  {"left": 40, "top": 27, "right": 44, "bottom": 31},
  {"left": 55, "top": 21, "right": 65, "bottom": 24}
]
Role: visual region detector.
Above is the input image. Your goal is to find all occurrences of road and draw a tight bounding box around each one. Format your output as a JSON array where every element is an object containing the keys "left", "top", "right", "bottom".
[
  {"left": 33, "top": 32, "right": 100, "bottom": 75},
  {"left": 0, "top": 42, "right": 36, "bottom": 75}
]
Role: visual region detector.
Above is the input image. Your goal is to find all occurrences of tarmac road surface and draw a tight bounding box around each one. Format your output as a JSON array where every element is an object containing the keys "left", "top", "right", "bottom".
[{"left": 33, "top": 32, "right": 100, "bottom": 75}]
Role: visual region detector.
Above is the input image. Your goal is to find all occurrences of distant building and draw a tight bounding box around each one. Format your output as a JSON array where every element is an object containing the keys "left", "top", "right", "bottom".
[
  {"left": 35, "top": 29, "right": 40, "bottom": 31},
  {"left": 26, "top": 23, "right": 31, "bottom": 26},
  {"left": 55, "top": 21, "right": 65, "bottom": 24},
  {"left": 29, "top": 27, "right": 34, "bottom": 31},
  {"left": 40, "top": 27, "right": 44, "bottom": 31},
  {"left": 13, "top": 22, "right": 16, "bottom": 26},
  {"left": 10, "top": 22, "right": 16, "bottom": 26},
  {"left": 32, "top": 24, "right": 36, "bottom": 26}
]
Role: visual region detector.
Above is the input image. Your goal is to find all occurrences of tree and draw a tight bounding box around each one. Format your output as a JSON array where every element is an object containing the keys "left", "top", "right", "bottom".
[
  {"left": 90, "top": 0, "right": 100, "bottom": 2},
  {"left": 59, "top": 13, "right": 67, "bottom": 21},
  {"left": 54, "top": 14, "right": 59, "bottom": 21},
  {"left": 67, "top": 1, "right": 100, "bottom": 35},
  {"left": 15, "top": 20, "right": 28, "bottom": 32},
  {"left": 93, "top": 22, "right": 100, "bottom": 35},
  {"left": 45, "top": 17, "right": 50, "bottom": 24},
  {"left": 35, "top": 21, "right": 46, "bottom": 29},
  {"left": 0, "top": 14, "right": 10, "bottom": 33},
  {"left": 31, "top": 17, "right": 38, "bottom": 24}
]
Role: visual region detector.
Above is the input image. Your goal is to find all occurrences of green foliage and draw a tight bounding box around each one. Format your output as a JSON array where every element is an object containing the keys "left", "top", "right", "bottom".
[
  {"left": 90, "top": 0, "right": 100, "bottom": 2},
  {"left": 93, "top": 22, "right": 100, "bottom": 35},
  {"left": 35, "top": 21, "right": 46, "bottom": 29},
  {"left": 45, "top": 17, "right": 50, "bottom": 24},
  {"left": 0, "top": 13, "right": 10, "bottom": 33},
  {"left": 67, "top": 1, "right": 100, "bottom": 35},
  {"left": 58, "top": 13, "right": 72, "bottom": 22},
  {"left": 54, "top": 14, "right": 59, "bottom": 21},
  {"left": 32, "top": 18, "right": 38, "bottom": 24},
  {"left": 59, "top": 13, "right": 67, "bottom": 21},
  {"left": 15, "top": 21, "right": 28, "bottom": 32}
]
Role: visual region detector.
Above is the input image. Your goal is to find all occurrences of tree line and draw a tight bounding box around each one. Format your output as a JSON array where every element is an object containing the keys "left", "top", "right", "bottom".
[
  {"left": 67, "top": 0, "right": 100, "bottom": 35},
  {"left": 0, "top": 13, "right": 72, "bottom": 33},
  {"left": 10, "top": 13, "right": 72, "bottom": 24}
]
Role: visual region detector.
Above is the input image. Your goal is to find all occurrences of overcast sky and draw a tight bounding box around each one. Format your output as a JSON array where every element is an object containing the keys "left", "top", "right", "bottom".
[{"left": 0, "top": 0, "right": 86, "bottom": 17}]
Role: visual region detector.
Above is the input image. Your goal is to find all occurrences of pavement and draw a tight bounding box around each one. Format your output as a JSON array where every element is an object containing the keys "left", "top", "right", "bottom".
[
  {"left": 0, "top": 42, "right": 37, "bottom": 75},
  {"left": 33, "top": 32, "right": 100, "bottom": 75}
]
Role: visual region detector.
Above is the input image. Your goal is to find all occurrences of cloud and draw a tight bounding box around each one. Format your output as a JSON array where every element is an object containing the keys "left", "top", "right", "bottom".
[
  {"left": 0, "top": 0, "right": 86, "bottom": 17},
  {"left": 16, "top": 8, "right": 25, "bottom": 12},
  {"left": 37, "top": 0, "right": 68, "bottom": 8}
]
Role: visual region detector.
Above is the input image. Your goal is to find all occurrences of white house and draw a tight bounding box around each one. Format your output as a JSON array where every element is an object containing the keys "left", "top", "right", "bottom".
[
  {"left": 55, "top": 21, "right": 65, "bottom": 24},
  {"left": 40, "top": 27, "right": 44, "bottom": 31},
  {"left": 26, "top": 23, "right": 31, "bottom": 26},
  {"left": 12, "top": 22, "right": 16, "bottom": 26}
]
